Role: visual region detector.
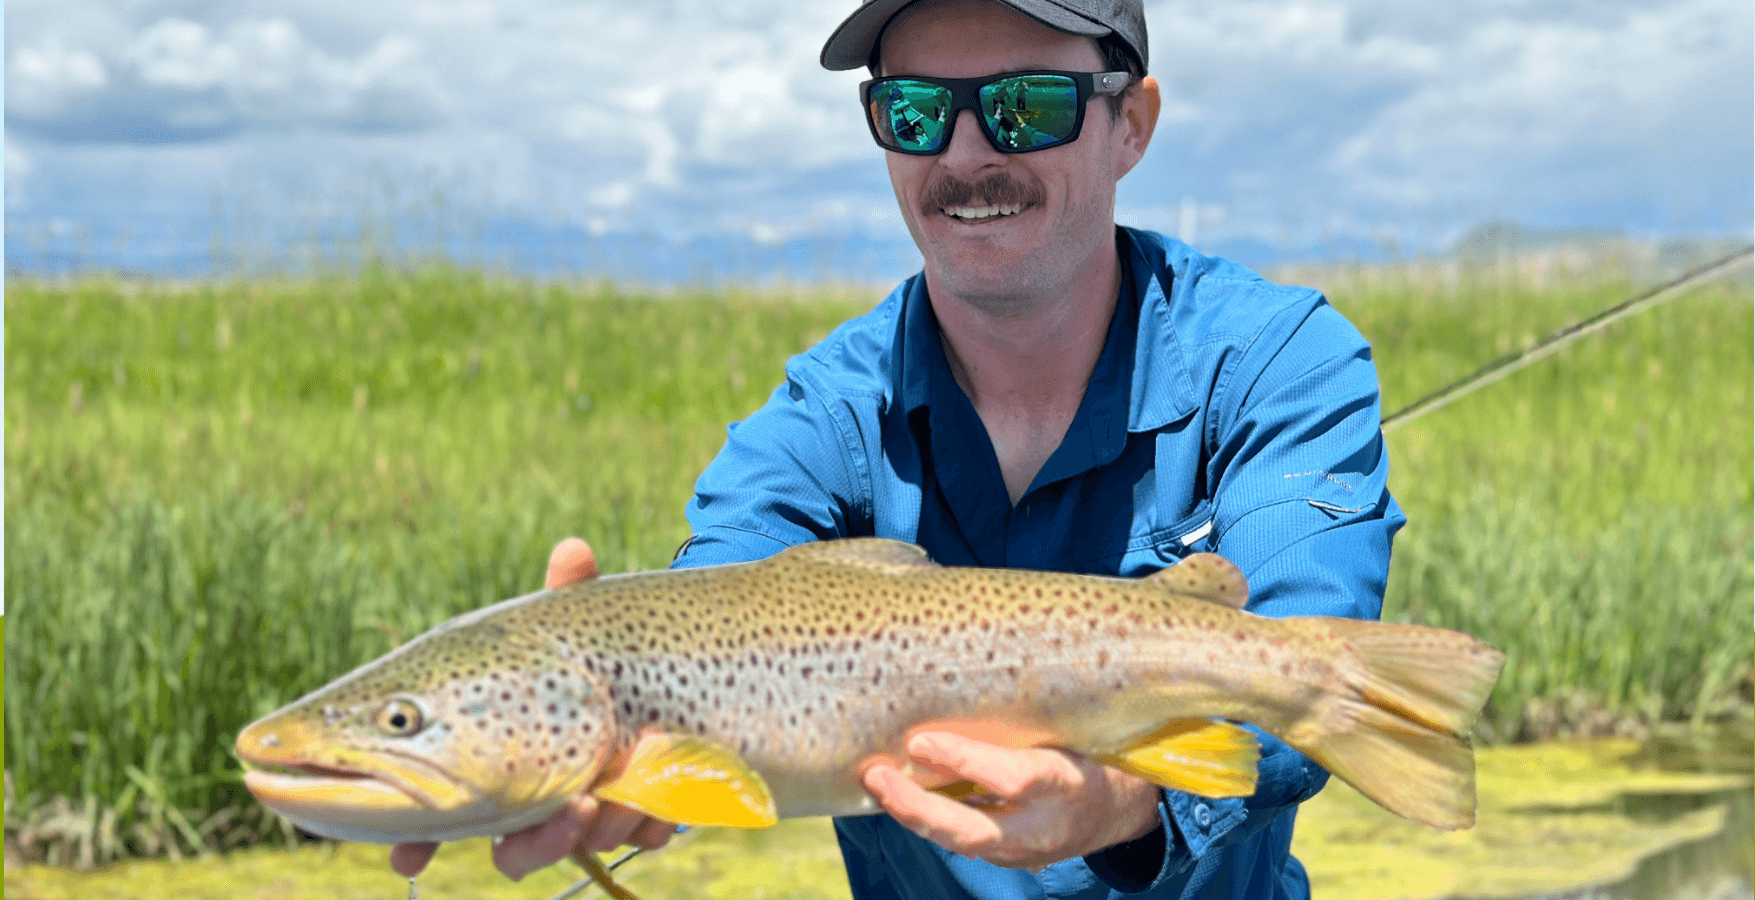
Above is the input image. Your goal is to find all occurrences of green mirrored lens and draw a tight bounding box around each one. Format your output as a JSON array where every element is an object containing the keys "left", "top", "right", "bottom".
[
  {"left": 875, "top": 81, "right": 952, "bottom": 152},
  {"left": 979, "top": 75, "right": 1079, "bottom": 150}
]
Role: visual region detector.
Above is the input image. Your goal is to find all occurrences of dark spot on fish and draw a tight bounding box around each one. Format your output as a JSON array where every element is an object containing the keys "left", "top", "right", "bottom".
[{"left": 647, "top": 710, "right": 660, "bottom": 722}]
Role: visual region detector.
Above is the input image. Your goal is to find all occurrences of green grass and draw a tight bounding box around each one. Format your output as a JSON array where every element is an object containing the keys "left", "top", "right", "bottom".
[
  {"left": 1311, "top": 260, "right": 1755, "bottom": 739},
  {"left": 3, "top": 259, "right": 1750, "bottom": 866}
]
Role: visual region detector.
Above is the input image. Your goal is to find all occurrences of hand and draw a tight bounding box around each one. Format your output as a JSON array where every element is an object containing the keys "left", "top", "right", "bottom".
[
  {"left": 861, "top": 732, "right": 1161, "bottom": 872},
  {"left": 389, "top": 538, "right": 680, "bottom": 881}
]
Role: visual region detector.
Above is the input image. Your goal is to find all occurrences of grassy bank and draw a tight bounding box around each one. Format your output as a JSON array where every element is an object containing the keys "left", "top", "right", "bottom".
[{"left": 4, "top": 261, "right": 1750, "bottom": 864}]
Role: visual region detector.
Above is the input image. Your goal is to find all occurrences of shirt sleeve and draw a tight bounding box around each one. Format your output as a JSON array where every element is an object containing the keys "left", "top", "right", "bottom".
[
  {"left": 1087, "top": 293, "right": 1405, "bottom": 893},
  {"left": 673, "top": 369, "right": 865, "bottom": 569}
]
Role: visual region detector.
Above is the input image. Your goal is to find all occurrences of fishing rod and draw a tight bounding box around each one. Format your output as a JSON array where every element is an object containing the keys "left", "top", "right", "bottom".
[
  {"left": 540, "top": 244, "right": 1754, "bottom": 900},
  {"left": 1381, "top": 246, "right": 1755, "bottom": 433}
]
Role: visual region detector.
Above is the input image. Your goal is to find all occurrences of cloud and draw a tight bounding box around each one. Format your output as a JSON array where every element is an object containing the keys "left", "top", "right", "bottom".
[
  {"left": 1123, "top": 0, "right": 1751, "bottom": 251},
  {"left": 6, "top": 14, "right": 450, "bottom": 142},
  {"left": 4, "top": 0, "right": 1749, "bottom": 276}
]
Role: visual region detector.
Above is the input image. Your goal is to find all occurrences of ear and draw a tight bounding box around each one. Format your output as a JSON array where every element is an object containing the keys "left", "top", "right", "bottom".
[{"left": 1112, "top": 75, "right": 1161, "bottom": 180}]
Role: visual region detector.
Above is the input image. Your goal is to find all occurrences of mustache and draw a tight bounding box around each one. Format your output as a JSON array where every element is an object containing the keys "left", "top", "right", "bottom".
[{"left": 922, "top": 173, "right": 1043, "bottom": 213}]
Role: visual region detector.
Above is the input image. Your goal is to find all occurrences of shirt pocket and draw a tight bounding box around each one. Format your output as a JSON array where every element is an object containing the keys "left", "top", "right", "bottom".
[{"left": 1115, "top": 497, "right": 1216, "bottom": 578}]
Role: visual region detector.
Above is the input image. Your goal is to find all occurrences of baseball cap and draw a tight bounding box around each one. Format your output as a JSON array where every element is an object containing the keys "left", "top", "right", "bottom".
[{"left": 820, "top": 0, "right": 1148, "bottom": 72}]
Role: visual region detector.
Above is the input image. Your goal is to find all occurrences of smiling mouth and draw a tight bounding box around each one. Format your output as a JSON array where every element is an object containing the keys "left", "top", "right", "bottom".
[{"left": 942, "top": 202, "right": 1026, "bottom": 222}]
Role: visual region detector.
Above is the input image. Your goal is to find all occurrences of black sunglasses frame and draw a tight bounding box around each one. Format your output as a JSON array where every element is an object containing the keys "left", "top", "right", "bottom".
[{"left": 859, "top": 70, "right": 1131, "bottom": 156}]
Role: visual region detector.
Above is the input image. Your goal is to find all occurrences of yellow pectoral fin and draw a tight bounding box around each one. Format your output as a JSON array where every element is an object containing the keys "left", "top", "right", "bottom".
[
  {"left": 593, "top": 734, "right": 778, "bottom": 829},
  {"left": 1097, "top": 719, "right": 1260, "bottom": 799}
]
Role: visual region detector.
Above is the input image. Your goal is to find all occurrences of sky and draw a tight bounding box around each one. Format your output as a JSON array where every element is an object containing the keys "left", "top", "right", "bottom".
[{"left": 5, "top": 0, "right": 1752, "bottom": 282}]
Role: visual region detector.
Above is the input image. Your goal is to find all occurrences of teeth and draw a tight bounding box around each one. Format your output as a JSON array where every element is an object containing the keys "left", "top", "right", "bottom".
[{"left": 944, "top": 203, "right": 1024, "bottom": 220}]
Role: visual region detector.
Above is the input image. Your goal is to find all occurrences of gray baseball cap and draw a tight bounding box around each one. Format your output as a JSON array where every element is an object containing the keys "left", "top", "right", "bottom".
[{"left": 820, "top": 0, "right": 1147, "bottom": 72}]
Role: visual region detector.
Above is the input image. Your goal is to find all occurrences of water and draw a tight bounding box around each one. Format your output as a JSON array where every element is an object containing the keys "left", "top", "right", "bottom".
[{"left": 1482, "top": 724, "right": 1753, "bottom": 900}]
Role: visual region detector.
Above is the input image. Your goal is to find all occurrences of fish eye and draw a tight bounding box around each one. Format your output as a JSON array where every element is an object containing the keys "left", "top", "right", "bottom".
[{"left": 376, "top": 697, "right": 425, "bottom": 736}]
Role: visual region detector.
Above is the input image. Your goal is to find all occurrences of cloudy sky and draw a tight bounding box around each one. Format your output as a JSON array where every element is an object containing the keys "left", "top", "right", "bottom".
[{"left": 5, "top": 0, "right": 1751, "bottom": 281}]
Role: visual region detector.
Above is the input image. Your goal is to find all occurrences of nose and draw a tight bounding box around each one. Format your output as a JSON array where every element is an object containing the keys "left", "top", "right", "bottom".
[{"left": 937, "top": 108, "right": 1006, "bottom": 174}]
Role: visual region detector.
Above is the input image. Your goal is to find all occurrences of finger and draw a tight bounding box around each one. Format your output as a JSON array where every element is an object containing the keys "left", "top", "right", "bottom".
[
  {"left": 493, "top": 800, "right": 590, "bottom": 881},
  {"left": 863, "top": 762, "right": 1002, "bottom": 853},
  {"left": 390, "top": 842, "right": 437, "bottom": 878},
  {"left": 630, "top": 816, "right": 680, "bottom": 849},
  {"left": 906, "top": 732, "right": 1079, "bottom": 799},
  {"left": 546, "top": 537, "right": 600, "bottom": 588},
  {"left": 578, "top": 800, "right": 657, "bottom": 853}
]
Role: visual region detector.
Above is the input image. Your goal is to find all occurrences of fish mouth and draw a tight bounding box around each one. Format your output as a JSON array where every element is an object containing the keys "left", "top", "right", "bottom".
[
  {"left": 240, "top": 752, "right": 467, "bottom": 811},
  {"left": 235, "top": 719, "right": 486, "bottom": 842},
  {"left": 237, "top": 747, "right": 574, "bottom": 845}
]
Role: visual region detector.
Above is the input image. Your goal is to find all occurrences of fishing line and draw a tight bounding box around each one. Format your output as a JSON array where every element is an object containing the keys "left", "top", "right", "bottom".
[{"left": 1380, "top": 245, "right": 1754, "bottom": 434}]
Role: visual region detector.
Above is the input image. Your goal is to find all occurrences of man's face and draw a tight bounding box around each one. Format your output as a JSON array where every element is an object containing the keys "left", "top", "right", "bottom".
[{"left": 876, "top": 0, "right": 1153, "bottom": 308}]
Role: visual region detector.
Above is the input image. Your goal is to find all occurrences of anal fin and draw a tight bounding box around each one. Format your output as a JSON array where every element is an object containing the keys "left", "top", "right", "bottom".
[{"left": 1096, "top": 719, "right": 1259, "bottom": 798}]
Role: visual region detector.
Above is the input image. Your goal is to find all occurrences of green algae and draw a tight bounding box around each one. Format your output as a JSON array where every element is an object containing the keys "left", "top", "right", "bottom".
[
  {"left": 4, "top": 818, "right": 853, "bottom": 900},
  {"left": 1292, "top": 728, "right": 1753, "bottom": 899}
]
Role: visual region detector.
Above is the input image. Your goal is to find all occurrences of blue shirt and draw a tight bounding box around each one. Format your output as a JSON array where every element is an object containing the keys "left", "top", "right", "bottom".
[{"left": 672, "top": 226, "right": 1404, "bottom": 899}]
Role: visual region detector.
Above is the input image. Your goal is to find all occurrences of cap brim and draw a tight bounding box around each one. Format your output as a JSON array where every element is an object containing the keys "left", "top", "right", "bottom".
[
  {"left": 821, "top": 0, "right": 918, "bottom": 71},
  {"left": 821, "top": 0, "right": 1112, "bottom": 72}
]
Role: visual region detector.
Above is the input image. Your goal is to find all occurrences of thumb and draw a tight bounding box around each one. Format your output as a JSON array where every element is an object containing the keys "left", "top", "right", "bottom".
[{"left": 545, "top": 537, "right": 600, "bottom": 588}]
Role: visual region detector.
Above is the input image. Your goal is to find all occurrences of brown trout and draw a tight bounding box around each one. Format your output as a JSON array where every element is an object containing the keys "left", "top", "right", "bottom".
[{"left": 237, "top": 539, "right": 1504, "bottom": 857}]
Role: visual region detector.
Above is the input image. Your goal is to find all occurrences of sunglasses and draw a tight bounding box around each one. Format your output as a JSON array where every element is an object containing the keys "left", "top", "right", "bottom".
[{"left": 860, "top": 70, "right": 1131, "bottom": 156}]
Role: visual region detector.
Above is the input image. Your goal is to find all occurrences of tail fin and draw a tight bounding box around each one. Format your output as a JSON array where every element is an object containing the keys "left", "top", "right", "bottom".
[
  {"left": 1290, "top": 618, "right": 1506, "bottom": 829},
  {"left": 1323, "top": 617, "right": 1506, "bottom": 738}
]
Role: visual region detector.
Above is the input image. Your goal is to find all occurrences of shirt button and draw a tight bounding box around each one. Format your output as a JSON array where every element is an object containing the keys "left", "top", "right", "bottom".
[{"left": 1194, "top": 804, "right": 1211, "bottom": 827}]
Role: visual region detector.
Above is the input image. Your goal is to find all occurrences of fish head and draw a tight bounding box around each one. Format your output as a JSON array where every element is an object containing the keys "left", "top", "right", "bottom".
[{"left": 235, "top": 615, "right": 620, "bottom": 844}]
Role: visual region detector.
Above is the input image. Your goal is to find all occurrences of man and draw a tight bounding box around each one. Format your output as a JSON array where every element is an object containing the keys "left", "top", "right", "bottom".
[{"left": 394, "top": 0, "right": 1402, "bottom": 895}]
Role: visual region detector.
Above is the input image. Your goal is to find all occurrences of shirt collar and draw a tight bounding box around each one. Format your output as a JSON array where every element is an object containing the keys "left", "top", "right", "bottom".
[
  {"left": 896, "top": 226, "right": 1197, "bottom": 433},
  {"left": 1121, "top": 226, "right": 1199, "bottom": 431}
]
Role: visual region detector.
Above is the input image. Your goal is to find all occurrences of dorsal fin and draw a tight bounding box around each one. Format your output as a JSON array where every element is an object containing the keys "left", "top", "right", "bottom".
[
  {"left": 1145, "top": 553, "right": 1248, "bottom": 609},
  {"left": 773, "top": 538, "right": 939, "bottom": 574}
]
